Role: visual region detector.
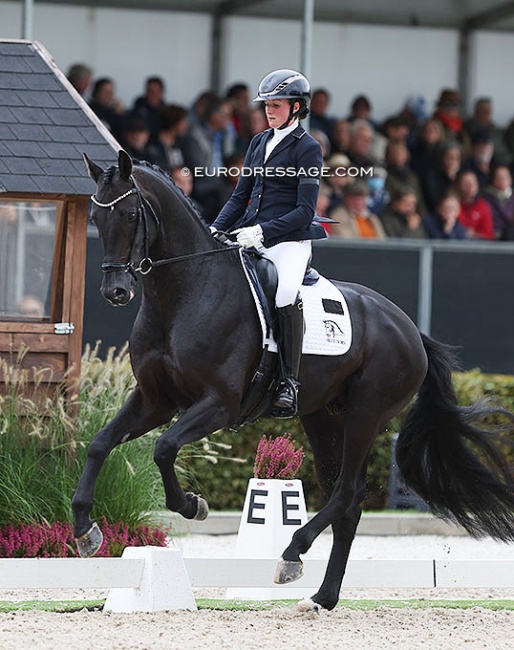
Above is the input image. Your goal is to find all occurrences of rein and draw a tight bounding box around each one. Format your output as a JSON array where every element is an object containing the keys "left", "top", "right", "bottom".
[{"left": 91, "top": 175, "right": 235, "bottom": 277}]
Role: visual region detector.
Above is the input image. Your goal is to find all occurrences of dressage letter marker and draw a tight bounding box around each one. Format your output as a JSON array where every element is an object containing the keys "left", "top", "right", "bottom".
[
  {"left": 247, "top": 489, "right": 267, "bottom": 524},
  {"left": 227, "top": 478, "right": 313, "bottom": 599}
]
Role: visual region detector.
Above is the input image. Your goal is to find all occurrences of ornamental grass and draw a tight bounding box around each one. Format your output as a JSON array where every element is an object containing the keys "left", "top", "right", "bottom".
[{"left": 0, "top": 343, "right": 234, "bottom": 556}]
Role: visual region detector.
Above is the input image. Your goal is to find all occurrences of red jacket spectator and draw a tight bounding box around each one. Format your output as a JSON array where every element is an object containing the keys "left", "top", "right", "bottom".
[
  {"left": 459, "top": 196, "right": 494, "bottom": 240},
  {"left": 456, "top": 170, "right": 494, "bottom": 240}
]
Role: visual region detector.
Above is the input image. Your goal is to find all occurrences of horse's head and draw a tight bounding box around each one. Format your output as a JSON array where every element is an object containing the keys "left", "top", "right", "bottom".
[{"left": 85, "top": 150, "right": 159, "bottom": 307}]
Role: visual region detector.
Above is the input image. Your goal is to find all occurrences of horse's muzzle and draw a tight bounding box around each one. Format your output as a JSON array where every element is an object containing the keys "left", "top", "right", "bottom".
[{"left": 101, "top": 276, "right": 135, "bottom": 307}]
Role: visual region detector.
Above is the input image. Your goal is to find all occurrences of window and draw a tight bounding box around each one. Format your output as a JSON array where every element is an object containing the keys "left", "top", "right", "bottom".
[{"left": 0, "top": 200, "right": 60, "bottom": 320}]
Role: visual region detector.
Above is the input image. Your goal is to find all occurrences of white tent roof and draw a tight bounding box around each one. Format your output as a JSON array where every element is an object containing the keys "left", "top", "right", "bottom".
[{"left": 37, "top": 0, "right": 514, "bottom": 31}]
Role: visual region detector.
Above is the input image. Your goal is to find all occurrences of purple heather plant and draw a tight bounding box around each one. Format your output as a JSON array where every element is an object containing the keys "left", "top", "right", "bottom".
[
  {"left": 0, "top": 519, "right": 168, "bottom": 558},
  {"left": 253, "top": 432, "right": 304, "bottom": 480}
]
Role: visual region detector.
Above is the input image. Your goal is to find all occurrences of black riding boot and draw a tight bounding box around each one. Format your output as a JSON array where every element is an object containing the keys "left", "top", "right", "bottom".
[{"left": 273, "top": 297, "right": 304, "bottom": 417}]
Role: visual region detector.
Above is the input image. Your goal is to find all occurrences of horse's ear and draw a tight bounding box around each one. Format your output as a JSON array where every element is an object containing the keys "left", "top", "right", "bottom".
[
  {"left": 83, "top": 153, "right": 104, "bottom": 182},
  {"left": 118, "top": 150, "right": 133, "bottom": 180}
]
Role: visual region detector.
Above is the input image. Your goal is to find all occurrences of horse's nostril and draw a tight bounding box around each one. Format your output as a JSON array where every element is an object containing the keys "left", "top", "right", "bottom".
[{"left": 113, "top": 287, "right": 128, "bottom": 301}]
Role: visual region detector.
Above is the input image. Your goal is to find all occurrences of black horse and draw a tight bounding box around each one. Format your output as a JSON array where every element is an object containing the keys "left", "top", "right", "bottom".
[{"left": 73, "top": 150, "right": 514, "bottom": 612}]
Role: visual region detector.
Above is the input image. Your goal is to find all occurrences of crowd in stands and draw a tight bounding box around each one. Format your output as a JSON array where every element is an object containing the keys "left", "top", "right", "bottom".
[{"left": 68, "top": 62, "right": 514, "bottom": 240}]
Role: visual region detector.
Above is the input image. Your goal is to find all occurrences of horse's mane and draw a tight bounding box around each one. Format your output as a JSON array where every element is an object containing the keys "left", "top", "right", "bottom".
[
  {"left": 101, "top": 157, "right": 213, "bottom": 234},
  {"left": 132, "top": 159, "right": 212, "bottom": 234}
]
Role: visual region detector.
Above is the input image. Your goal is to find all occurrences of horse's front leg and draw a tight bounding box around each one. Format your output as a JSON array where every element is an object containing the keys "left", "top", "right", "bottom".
[
  {"left": 153, "top": 392, "right": 230, "bottom": 519},
  {"left": 72, "top": 386, "right": 173, "bottom": 557}
]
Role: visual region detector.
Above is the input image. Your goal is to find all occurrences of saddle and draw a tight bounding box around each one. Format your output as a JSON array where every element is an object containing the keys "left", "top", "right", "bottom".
[{"left": 240, "top": 249, "right": 319, "bottom": 338}]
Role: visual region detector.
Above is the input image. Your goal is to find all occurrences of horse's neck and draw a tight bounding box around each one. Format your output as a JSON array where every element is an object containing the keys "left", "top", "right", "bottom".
[
  {"left": 140, "top": 174, "right": 228, "bottom": 306},
  {"left": 149, "top": 180, "right": 214, "bottom": 259}
]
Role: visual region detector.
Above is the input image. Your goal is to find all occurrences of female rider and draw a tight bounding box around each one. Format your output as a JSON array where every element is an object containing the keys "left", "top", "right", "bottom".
[{"left": 211, "top": 69, "right": 326, "bottom": 417}]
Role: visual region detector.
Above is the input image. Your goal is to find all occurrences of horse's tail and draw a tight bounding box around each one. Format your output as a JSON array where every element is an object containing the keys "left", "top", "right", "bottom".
[{"left": 396, "top": 333, "right": 514, "bottom": 542}]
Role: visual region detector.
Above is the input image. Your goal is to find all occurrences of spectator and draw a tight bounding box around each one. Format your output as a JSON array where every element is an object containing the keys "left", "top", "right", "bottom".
[
  {"left": 181, "top": 98, "right": 233, "bottom": 222},
  {"left": 315, "top": 184, "right": 333, "bottom": 235},
  {"left": 226, "top": 83, "right": 250, "bottom": 133},
  {"left": 67, "top": 63, "right": 93, "bottom": 98},
  {"left": 347, "top": 94, "right": 378, "bottom": 130},
  {"left": 347, "top": 119, "right": 377, "bottom": 169},
  {"left": 423, "top": 192, "right": 468, "bottom": 240},
  {"left": 329, "top": 180, "right": 386, "bottom": 239},
  {"left": 455, "top": 170, "right": 494, "bottom": 240},
  {"left": 410, "top": 117, "right": 445, "bottom": 180},
  {"left": 309, "top": 88, "right": 336, "bottom": 143},
  {"left": 483, "top": 165, "right": 514, "bottom": 240},
  {"left": 367, "top": 166, "right": 390, "bottom": 216},
  {"left": 422, "top": 141, "right": 461, "bottom": 213},
  {"left": 432, "top": 88, "right": 469, "bottom": 149},
  {"left": 465, "top": 97, "right": 511, "bottom": 165},
  {"left": 399, "top": 94, "right": 429, "bottom": 146},
  {"left": 330, "top": 119, "right": 351, "bottom": 155},
  {"left": 217, "top": 151, "right": 245, "bottom": 207},
  {"left": 248, "top": 106, "right": 268, "bottom": 138},
  {"left": 316, "top": 182, "right": 331, "bottom": 218},
  {"left": 119, "top": 113, "right": 151, "bottom": 160},
  {"left": 226, "top": 82, "right": 251, "bottom": 151},
  {"left": 461, "top": 130, "right": 495, "bottom": 189},
  {"left": 190, "top": 90, "right": 218, "bottom": 124},
  {"left": 384, "top": 140, "right": 427, "bottom": 216},
  {"left": 145, "top": 104, "right": 189, "bottom": 171},
  {"left": 323, "top": 153, "right": 353, "bottom": 215},
  {"left": 310, "top": 129, "right": 331, "bottom": 160},
  {"left": 17, "top": 295, "right": 44, "bottom": 318},
  {"left": 132, "top": 76, "right": 166, "bottom": 137},
  {"left": 381, "top": 116, "right": 410, "bottom": 145},
  {"left": 169, "top": 166, "right": 205, "bottom": 218},
  {"left": 88, "top": 77, "right": 124, "bottom": 140},
  {"left": 380, "top": 187, "right": 427, "bottom": 239}
]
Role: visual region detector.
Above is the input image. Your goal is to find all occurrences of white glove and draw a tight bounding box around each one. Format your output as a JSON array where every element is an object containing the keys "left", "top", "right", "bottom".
[{"left": 232, "top": 225, "right": 264, "bottom": 249}]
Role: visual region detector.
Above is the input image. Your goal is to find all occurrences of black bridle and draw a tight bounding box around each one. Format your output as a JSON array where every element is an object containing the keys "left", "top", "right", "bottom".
[{"left": 90, "top": 175, "right": 235, "bottom": 278}]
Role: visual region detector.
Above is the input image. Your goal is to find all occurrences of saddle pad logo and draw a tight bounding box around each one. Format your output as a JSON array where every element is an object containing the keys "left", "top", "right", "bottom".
[{"left": 324, "top": 319, "right": 346, "bottom": 345}]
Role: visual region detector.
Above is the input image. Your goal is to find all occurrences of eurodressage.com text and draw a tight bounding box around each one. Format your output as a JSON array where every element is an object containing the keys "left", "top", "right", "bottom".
[{"left": 187, "top": 166, "right": 374, "bottom": 179}]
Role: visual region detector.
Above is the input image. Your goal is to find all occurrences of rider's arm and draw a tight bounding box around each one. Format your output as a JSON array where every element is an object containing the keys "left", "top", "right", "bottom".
[
  {"left": 212, "top": 135, "right": 262, "bottom": 232},
  {"left": 260, "top": 138, "right": 322, "bottom": 242}
]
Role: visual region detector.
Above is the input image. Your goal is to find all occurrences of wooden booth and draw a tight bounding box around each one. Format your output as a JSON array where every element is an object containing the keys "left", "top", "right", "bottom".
[{"left": 0, "top": 39, "right": 117, "bottom": 398}]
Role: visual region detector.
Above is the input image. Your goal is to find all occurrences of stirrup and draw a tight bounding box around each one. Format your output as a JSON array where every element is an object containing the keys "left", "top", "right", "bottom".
[
  {"left": 271, "top": 379, "right": 299, "bottom": 418},
  {"left": 274, "top": 381, "right": 297, "bottom": 408}
]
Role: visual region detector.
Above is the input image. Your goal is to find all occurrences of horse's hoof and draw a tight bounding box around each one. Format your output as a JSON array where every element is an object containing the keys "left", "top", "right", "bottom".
[
  {"left": 75, "top": 522, "right": 103, "bottom": 558},
  {"left": 274, "top": 557, "right": 303, "bottom": 584},
  {"left": 186, "top": 493, "right": 209, "bottom": 521},
  {"left": 296, "top": 598, "right": 322, "bottom": 616}
]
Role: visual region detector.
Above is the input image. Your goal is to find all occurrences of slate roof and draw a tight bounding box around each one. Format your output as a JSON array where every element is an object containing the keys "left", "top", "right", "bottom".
[{"left": 0, "top": 40, "right": 118, "bottom": 196}]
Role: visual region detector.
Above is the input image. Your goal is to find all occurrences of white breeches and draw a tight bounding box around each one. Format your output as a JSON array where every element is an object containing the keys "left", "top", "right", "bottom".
[{"left": 261, "top": 240, "right": 312, "bottom": 308}]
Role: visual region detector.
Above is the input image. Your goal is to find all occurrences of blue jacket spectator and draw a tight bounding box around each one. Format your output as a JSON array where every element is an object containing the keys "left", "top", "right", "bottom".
[{"left": 423, "top": 193, "right": 468, "bottom": 239}]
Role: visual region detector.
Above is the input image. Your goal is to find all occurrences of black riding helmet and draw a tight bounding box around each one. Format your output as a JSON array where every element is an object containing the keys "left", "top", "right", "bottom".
[{"left": 254, "top": 69, "right": 310, "bottom": 128}]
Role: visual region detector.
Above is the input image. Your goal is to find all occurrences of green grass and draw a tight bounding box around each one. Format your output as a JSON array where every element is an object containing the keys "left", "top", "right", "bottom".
[
  {"left": 0, "top": 600, "right": 104, "bottom": 613},
  {"left": 0, "top": 598, "right": 513, "bottom": 613}
]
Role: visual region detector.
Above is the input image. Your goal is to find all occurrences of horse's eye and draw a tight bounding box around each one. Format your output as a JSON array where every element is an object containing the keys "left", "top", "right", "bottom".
[{"left": 128, "top": 211, "right": 138, "bottom": 222}]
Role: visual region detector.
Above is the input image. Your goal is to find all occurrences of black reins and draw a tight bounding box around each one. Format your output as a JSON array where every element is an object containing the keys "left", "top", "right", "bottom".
[{"left": 90, "top": 175, "right": 235, "bottom": 277}]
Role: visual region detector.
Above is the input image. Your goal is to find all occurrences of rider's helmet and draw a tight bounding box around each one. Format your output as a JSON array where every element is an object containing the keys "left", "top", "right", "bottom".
[{"left": 254, "top": 69, "right": 311, "bottom": 125}]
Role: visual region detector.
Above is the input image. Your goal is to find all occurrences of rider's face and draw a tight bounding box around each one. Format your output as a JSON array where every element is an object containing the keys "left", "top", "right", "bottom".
[{"left": 264, "top": 99, "right": 298, "bottom": 128}]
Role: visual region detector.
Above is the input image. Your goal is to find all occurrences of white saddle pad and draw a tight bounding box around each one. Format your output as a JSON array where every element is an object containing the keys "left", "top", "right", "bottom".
[{"left": 240, "top": 250, "right": 352, "bottom": 357}]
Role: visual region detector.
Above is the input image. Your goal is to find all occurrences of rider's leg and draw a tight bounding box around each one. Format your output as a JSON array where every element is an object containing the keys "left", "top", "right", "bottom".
[
  {"left": 274, "top": 295, "right": 304, "bottom": 412},
  {"left": 261, "top": 240, "right": 311, "bottom": 415}
]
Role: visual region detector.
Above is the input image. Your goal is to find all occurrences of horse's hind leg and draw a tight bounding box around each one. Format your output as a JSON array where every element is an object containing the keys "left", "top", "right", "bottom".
[
  {"left": 276, "top": 404, "right": 381, "bottom": 611},
  {"left": 298, "top": 409, "right": 367, "bottom": 611},
  {"left": 72, "top": 387, "right": 172, "bottom": 557}
]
